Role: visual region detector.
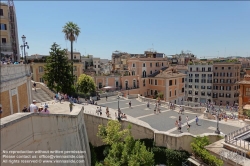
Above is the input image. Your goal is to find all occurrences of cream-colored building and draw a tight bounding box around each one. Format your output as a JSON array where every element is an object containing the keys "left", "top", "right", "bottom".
[
  {"left": 30, "top": 62, "right": 83, "bottom": 83},
  {"left": 67, "top": 50, "right": 81, "bottom": 60},
  {"left": 0, "top": 2, "right": 19, "bottom": 60}
]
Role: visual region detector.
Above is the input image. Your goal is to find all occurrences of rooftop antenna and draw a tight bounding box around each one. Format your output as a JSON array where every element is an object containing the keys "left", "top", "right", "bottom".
[{"left": 152, "top": 43, "right": 154, "bottom": 51}]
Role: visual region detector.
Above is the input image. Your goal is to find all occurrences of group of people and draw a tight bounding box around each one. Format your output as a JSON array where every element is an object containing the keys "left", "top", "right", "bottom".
[
  {"left": 169, "top": 102, "right": 176, "bottom": 110},
  {"left": 175, "top": 115, "right": 199, "bottom": 132},
  {"left": 115, "top": 108, "right": 127, "bottom": 121},
  {"left": 0, "top": 58, "right": 25, "bottom": 65},
  {"left": 23, "top": 100, "right": 50, "bottom": 114}
]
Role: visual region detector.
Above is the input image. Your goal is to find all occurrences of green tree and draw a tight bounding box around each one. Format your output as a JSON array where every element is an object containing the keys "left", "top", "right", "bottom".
[
  {"left": 62, "top": 22, "right": 81, "bottom": 76},
  {"left": 97, "top": 120, "right": 154, "bottom": 166},
  {"left": 191, "top": 136, "right": 223, "bottom": 166},
  {"left": 77, "top": 74, "right": 96, "bottom": 94},
  {"left": 43, "top": 43, "right": 74, "bottom": 94}
]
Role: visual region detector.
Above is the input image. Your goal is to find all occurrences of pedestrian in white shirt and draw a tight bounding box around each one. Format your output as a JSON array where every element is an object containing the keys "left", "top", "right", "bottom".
[{"left": 29, "top": 100, "right": 38, "bottom": 113}]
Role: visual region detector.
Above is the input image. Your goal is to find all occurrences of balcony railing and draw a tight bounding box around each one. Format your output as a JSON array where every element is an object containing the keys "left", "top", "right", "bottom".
[{"left": 225, "top": 125, "right": 250, "bottom": 151}]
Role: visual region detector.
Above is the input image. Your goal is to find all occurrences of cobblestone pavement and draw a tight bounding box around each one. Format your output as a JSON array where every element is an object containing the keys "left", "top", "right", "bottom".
[{"left": 97, "top": 97, "right": 245, "bottom": 135}]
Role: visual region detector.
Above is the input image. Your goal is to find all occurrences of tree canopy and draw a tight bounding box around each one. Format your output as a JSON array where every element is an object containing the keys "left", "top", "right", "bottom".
[
  {"left": 97, "top": 120, "right": 154, "bottom": 166},
  {"left": 77, "top": 74, "right": 96, "bottom": 94},
  {"left": 62, "top": 21, "right": 81, "bottom": 42},
  {"left": 43, "top": 43, "right": 74, "bottom": 94}
]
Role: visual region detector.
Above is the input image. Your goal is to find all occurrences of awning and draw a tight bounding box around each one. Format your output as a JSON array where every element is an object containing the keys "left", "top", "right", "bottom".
[
  {"left": 243, "top": 104, "right": 250, "bottom": 110},
  {"left": 103, "top": 86, "right": 115, "bottom": 89}
]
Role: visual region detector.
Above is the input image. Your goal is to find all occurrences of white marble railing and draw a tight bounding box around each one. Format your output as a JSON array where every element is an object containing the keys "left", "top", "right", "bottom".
[{"left": 0, "top": 64, "right": 31, "bottom": 82}]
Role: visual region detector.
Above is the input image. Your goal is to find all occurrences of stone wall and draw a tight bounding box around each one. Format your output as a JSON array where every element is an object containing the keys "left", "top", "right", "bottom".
[
  {"left": 84, "top": 114, "right": 154, "bottom": 147},
  {"left": 0, "top": 65, "right": 32, "bottom": 118},
  {"left": 155, "top": 132, "right": 222, "bottom": 153},
  {"left": 0, "top": 108, "right": 91, "bottom": 166},
  {"left": 83, "top": 113, "right": 221, "bottom": 153}
]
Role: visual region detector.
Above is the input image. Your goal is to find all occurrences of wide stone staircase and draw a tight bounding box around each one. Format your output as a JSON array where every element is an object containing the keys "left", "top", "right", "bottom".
[{"left": 32, "top": 88, "right": 53, "bottom": 103}]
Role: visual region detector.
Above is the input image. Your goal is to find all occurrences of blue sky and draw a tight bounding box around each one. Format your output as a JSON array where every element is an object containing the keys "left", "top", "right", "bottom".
[{"left": 15, "top": 1, "right": 250, "bottom": 59}]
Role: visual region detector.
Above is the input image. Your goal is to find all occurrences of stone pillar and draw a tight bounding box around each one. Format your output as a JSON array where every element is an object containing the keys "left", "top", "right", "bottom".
[
  {"left": 8, "top": 89, "right": 13, "bottom": 114},
  {"left": 16, "top": 88, "right": 20, "bottom": 113}
]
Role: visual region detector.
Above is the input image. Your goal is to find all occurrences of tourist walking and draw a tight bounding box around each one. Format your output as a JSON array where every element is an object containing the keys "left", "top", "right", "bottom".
[
  {"left": 186, "top": 116, "right": 189, "bottom": 125},
  {"left": 195, "top": 116, "right": 199, "bottom": 125},
  {"left": 106, "top": 95, "right": 108, "bottom": 101},
  {"left": 147, "top": 101, "right": 150, "bottom": 108},
  {"left": 69, "top": 102, "right": 74, "bottom": 112},
  {"left": 129, "top": 101, "right": 131, "bottom": 108},
  {"left": 99, "top": 107, "right": 102, "bottom": 116},
  {"left": 175, "top": 120, "right": 178, "bottom": 128},
  {"left": 33, "top": 82, "right": 37, "bottom": 92},
  {"left": 178, "top": 121, "right": 182, "bottom": 132},
  {"left": 154, "top": 103, "right": 157, "bottom": 114},
  {"left": 179, "top": 115, "right": 182, "bottom": 122},
  {"left": 106, "top": 107, "right": 110, "bottom": 117},
  {"left": 157, "top": 107, "right": 161, "bottom": 113},
  {"left": 187, "top": 124, "right": 190, "bottom": 132},
  {"left": 29, "top": 100, "right": 38, "bottom": 113}
]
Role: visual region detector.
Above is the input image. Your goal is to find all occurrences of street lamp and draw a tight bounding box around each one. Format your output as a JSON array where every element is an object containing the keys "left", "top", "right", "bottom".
[
  {"left": 117, "top": 95, "right": 120, "bottom": 109},
  {"left": 21, "top": 35, "right": 29, "bottom": 64},
  {"left": 215, "top": 108, "right": 221, "bottom": 134}
]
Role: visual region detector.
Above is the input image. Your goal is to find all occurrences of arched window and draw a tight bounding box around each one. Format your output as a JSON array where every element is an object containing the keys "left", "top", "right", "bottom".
[
  {"left": 125, "top": 81, "right": 128, "bottom": 89},
  {"left": 133, "top": 80, "right": 136, "bottom": 88}
]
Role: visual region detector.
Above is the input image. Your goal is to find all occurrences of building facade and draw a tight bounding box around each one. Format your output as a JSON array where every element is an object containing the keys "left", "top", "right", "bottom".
[
  {"left": 67, "top": 51, "right": 81, "bottom": 60},
  {"left": 212, "top": 62, "right": 241, "bottom": 105},
  {"left": 93, "top": 54, "right": 186, "bottom": 104},
  {"left": 238, "top": 69, "right": 250, "bottom": 117},
  {"left": 30, "top": 62, "right": 83, "bottom": 83},
  {"left": 0, "top": 2, "right": 20, "bottom": 60},
  {"left": 185, "top": 63, "right": 213, "bottom": 103}
]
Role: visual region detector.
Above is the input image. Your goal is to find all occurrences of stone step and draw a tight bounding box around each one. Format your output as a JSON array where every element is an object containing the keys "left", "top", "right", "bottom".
[{"left": 32, "top": 87, "right": 52, "bottom": 103}]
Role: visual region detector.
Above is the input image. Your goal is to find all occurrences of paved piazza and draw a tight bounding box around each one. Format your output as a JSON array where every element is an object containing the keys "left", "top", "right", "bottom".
[{"left": 97, "top": 96, "right": 243, "bottom": 135}]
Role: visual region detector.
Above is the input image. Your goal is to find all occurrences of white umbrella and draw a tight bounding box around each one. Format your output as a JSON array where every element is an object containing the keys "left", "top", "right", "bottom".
[{"left": 103, "top": 86, "right": 114, "bottom": 89}]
